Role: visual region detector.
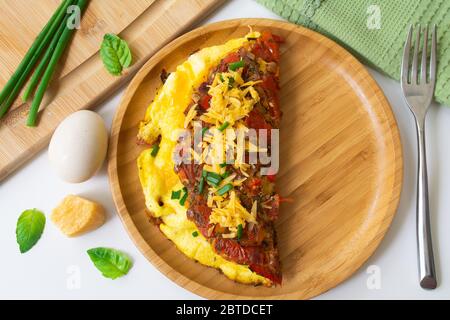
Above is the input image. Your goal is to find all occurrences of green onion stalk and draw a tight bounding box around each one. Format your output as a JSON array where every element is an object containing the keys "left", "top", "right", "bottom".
[
  {"left": 0, "top": 0, "right": 75, "bottom": 118},
  {"left": 27, "top": 0, "right": 89, "bottom": 126}
]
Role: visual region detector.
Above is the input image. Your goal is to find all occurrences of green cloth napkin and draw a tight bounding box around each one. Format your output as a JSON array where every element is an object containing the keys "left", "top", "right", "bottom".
[{"left": 257, "top": 0, "right": 450, "bottom": 106}]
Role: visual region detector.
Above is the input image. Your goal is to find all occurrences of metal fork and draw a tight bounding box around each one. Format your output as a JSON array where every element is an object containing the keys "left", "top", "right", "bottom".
[{"left": 401, "top": 24, "right": 437, "bottom": 289}]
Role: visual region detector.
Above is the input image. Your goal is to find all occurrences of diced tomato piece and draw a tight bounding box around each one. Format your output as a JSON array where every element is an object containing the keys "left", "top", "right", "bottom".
[
  {"left": 223, "top": 52, "right": 240, "bottom": 64},
  {"left": 241, "top": 224, "right": 265, "bottom": 246},
  {"left": 213, "top": 233, "right": 282, "bottom": 285},
  {"left": 213, "top": 238, "right": 247, "bottom": 264},
  {"left": 250, "top": 177, "right": 262, "bottom": 187},
  {"left": 249, "top": 264, "right": 282, "bottom": 285},
  {"left": 248, "top": 177, "right": 262, "bottom": 194},
  {"left": 261, "top": 75, "right": 279, "bottom": 92},
  {"left": 261, "top": 76, "right": 281, "bottom": 121},
  {"left": 199, "top": 94, "right": 211, "bottom": 110},
  {"left": 272, "top": 34, "right": 285, "bottom": 43},
  {"left": 245, "top": 109, "right": 272, "bottom": 130},
  {"left": 252, "top": 32, "right": 282, "bottom": 62},
  {"left": 261, "top": 31, "right": 282, "bottom": 43},
  {"left": 262, "top": 32, "right": 282, "bottom": 61},
  {"left": 260, "top": 31, "right": 271, "bottom": 42},
  {"left": 268, "top": 44, "right": 280, "bottom": 61},
  {"left": 251, "top": 43, "right": 271, "bottom": 62}
]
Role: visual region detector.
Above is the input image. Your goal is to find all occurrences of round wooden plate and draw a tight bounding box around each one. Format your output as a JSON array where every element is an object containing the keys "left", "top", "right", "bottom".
[{"left": 108, "top": 19, "right": 403, "bottom": 299}]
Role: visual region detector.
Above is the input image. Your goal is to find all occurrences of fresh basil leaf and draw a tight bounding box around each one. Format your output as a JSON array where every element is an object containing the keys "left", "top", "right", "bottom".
[
  {"left": 87, "top": 247, "right": 133, "bottom": 279},
  {"left": 100, "top": 33, "right": 132, "bottom": 76},
  {"left": 16, "top": 208, "right": 46, "bottom": 253}
]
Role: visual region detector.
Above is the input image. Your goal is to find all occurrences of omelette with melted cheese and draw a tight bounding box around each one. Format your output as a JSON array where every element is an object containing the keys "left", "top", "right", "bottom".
[{"left": 137, "top": 31, "right": 283, "bottom": 286}]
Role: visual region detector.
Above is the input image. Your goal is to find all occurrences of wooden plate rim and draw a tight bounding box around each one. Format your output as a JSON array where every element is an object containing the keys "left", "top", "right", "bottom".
[{"left": 108, "top": 18, "right": 403, "bottom": 299}]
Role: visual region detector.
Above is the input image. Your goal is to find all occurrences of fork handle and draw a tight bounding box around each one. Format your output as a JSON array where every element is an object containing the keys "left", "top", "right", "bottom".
[{"left": 416, "top": 122, "right": 437, "bottom": 289}]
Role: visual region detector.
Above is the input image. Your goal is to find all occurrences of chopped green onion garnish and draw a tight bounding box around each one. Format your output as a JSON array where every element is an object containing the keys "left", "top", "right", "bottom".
[
  {"left": 206, "top": 176, "right": 221, "bottom": 187},
  {"left": 151, "top": 145, "right": 159, "bottom": 157},
  {"left": 182, "top": 186, "right": 187, "bottom": 192},
  {"left": 201, "top": 127, "right": 209, "bottom": 137},
  {"left": 229, "top": 60, "right": 244, "bottom": 71},
  {"left": 237, "top": 224, "right": 243, "bottom": 240},
  {"left": 219, "top": 74, "right": 224, "bottom": 82},
  {"left": 179, "top": 190, "right": 188, "bottom": 206},
  {"left": 217, "top": 183, "right": 233, "bottom": 196},
  {"left": 171, "top": 190, "right": 181, "bottom": 200},
  {"left": 207, "top": 172, "right": 222, "bottom": 180},
  {"left": 221, "top": 171, "right": 231, "bottom": 179},
  {"left": 202, "top": 170, "right": 208, "bottom": 178},
  {"left": 192, "top": 231, "right": 199, "bottom": 237},
  {"left": 218, "top": 121, "right": 229, "bottom": 131},
  {"left": 198, "top": 177, "right": 205, "bottom": 194},
  {"left": 227, "top": 77, "right": 235, "bottom": 89},
  {"left": 220, "top": 162, "right": 227, "bottom": 168}
]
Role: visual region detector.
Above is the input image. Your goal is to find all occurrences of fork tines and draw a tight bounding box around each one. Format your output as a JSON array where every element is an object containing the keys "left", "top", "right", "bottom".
[{"left": 402, "top": 24, "right": 437, "bottom": 86}]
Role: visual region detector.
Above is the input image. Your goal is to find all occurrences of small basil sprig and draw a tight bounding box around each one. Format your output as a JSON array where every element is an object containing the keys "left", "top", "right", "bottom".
[
  {"left": 100, "top": 33, "right": 132, "bottom": 76},
  {"left": 87, "top": 247, "right": 133, "bottom": 279},
  {"left": 16, "top": 208, "right": 46, "bottom": 253}
]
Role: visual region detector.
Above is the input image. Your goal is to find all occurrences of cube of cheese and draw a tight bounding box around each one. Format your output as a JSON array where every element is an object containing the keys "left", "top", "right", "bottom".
[{"left": 51, "top": 195, "right": 106, "bottom": 237}]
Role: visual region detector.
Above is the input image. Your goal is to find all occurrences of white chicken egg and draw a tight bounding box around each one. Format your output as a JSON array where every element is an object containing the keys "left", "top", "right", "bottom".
[{"left": 49, "top": 110, "right": 108, "bottom": 183}]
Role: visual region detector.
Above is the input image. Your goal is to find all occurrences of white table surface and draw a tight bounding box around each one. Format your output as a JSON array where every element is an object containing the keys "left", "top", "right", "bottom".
[{"left": 1, "top": 0, "right": 450, "bottom": 300}]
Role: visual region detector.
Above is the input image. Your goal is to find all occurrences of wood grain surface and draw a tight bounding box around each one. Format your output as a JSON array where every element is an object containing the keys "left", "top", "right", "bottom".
[
  {"left": 0, "top": 0, "right": 224, "bottom": 181},
  {"left": 108, "top": 19, "right": 403, "bottom": 299}
]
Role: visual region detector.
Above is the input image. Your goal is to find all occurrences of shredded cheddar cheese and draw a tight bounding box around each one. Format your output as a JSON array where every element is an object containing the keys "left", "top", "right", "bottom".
[
  {"left": 184, "top": 104, "right": 198, "bottom": 128},
  {"left": 251, "top": 200, "right": 258, "bottom": 218},
  {"left": 209, "top": 191, "right": 257, "bottom": 228},
  {"left": 176, "top": 46, "right": 266, "bottom": 235},
  {"left": 199, "top": 71, "right": 260, "bottom": 127}
]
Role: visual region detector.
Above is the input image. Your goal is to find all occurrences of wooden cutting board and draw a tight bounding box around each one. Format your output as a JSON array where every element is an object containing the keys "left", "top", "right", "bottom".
[{"left": 0, "top": 0, "right": 224, "bottom": 181}]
